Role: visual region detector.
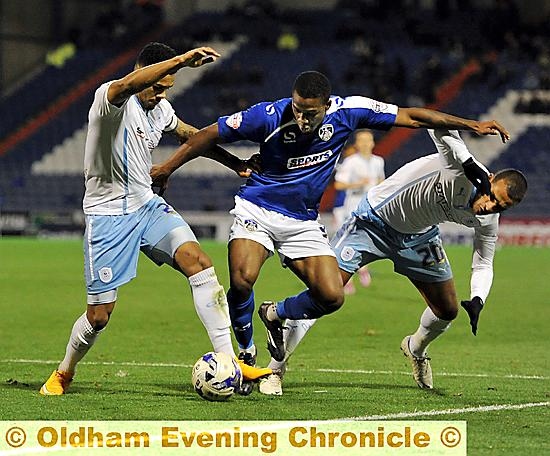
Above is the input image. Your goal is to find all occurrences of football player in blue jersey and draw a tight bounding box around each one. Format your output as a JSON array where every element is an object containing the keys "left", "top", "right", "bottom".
[{"left": 151, "top": 70, "right": 510, "bottom": 394}]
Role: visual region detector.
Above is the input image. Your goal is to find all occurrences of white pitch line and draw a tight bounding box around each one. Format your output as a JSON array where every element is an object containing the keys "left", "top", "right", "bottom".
[
  {"left": 2, "top": 359, "right": 548, "bottom": 381},
  {"left": 1, "top": 359, "right": 193, "bottom": 368},
  {"left": 318, "top": 368, "right": 549, "bottom": 381},
  {"left": 345, "top": 401, "right": 550, "bottom": 421}
]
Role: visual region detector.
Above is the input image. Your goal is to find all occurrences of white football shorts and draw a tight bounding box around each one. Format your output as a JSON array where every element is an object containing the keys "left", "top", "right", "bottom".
[{"left": 229, "top": 196, "right": 335, "bottom": 260}]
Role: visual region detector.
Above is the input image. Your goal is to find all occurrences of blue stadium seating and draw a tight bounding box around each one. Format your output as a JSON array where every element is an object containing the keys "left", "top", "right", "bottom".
[{"left": 0, "top": 9, "right": 548, "bottom": 221}]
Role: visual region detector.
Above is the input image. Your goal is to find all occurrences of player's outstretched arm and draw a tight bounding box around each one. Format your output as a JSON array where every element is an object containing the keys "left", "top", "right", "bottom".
[
  {"left": 151, "top": 124, "right": 220, "bottom": 194},
  {"left": 108, "top": 46, "right": 220, "bottom": 106},
  {"left": 395, "top": 107, "right": 510, "bottom": 143},
  {"left": 151, "top": 124, "right": 256, "bottom": 194}
]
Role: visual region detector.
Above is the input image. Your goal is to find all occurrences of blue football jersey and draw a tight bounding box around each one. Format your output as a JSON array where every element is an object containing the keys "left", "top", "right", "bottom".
[{"left": 218, "top": 96, "right": 397, "bottom": 220}]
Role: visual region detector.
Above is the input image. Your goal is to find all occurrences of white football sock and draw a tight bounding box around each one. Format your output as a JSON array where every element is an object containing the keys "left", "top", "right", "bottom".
[
  {"left": 189, "top": 267, "right": 233, "bottom": 356},
  {"left": 58, "top": 312, "right": 102, "bottom": 373},
  {"left": 268, "top": 318, "right": 317, "bottom": 373},
  {"left": 409, "top": 307, "right": 451, "bottom": 357}
]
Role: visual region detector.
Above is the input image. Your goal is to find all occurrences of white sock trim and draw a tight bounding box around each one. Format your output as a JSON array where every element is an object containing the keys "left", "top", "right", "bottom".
[{"left": 189, "top": 266, "right": 217, "bottom": 286}]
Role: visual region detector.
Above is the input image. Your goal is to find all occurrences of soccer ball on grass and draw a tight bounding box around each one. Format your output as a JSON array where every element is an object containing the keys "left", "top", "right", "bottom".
[{"left": 191, "top": 352, "right": 242, "bottom": 401}]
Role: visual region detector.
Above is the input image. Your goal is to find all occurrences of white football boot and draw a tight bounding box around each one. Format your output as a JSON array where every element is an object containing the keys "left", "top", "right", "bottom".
[{"left": 400, "top": 335, "right": 433, "bottom": 389}]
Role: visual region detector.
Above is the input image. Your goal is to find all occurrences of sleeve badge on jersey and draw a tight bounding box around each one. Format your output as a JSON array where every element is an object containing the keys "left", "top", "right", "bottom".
[
  {"left": 373, "top": 101, "right": 389, "bottom": 113},
  {"left": 318, "top": 124, "right": 334, "bottom": 141},
  {"left": 226, "top": 112, "right": 243, "bottom": 129}
]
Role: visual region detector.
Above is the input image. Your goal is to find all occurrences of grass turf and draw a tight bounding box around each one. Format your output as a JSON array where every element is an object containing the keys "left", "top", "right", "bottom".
[{"left": 0, "top": 238, "right": 548, "bottom": 454}]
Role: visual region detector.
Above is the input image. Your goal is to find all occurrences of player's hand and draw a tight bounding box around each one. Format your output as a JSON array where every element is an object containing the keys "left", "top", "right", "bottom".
[
  {"left": 181, "top": 47, "right": 220, "bottom": 68},
  {"left": 473, "top": 120, "right": 510, "bottom": 143},
  {"left": 462, "top": 157, "right": 491, "bottom": 195},
  {"left": 246, "top": 153, "right": 262, "bottom": 173},
  {"left": 150, "top": 164, "right": 171, "bottom": 196},
  {"left": 461, "top": 296, "right": 484, "bottom": 336},
  {"left": 235, "top": 153, "right": 262, "bottom": 178}
]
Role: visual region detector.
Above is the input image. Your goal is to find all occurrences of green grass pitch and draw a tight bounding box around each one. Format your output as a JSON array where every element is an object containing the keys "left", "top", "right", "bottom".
[{"left": 0, "top": 238, "right": 548, "bottom": 455}]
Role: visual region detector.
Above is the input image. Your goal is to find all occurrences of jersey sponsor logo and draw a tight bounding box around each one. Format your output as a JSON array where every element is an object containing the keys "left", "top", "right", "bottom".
[
  {"left": 434, "top": 182, "right": 454, "bottom": 221},
  {"left": 136, "top": 127, "right": 146, "bottom": 139},
  {"left": 265, "top": 104, "right": 275, "bottom": 115},
  {"left": 287, "top": 150, "right": 333, "bottom": 169},
  {"left": 283, "top": 131, "right": 297, "bottom": 143},
  {"left": 98, "top": 267, "right": 113, "bottom": 283},
  {"left": 340, "top": 246, "right": 355, "bottom": 262},
  {"left": 226, "top": 112, "right": 243, "bottom": 129},
  {"left": 318, "top": 124, "right": 334, "bottom": 141}
]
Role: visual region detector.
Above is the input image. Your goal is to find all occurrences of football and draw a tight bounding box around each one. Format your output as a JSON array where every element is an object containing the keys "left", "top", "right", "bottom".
[{"left": 191, "top": 352, "right": 242, "bottom": 401}]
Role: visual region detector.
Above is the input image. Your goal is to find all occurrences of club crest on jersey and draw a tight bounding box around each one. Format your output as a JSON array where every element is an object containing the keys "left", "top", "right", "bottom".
[
  {"left": 226, "top": 112, "right": 243, "bottom": 129},
  {"left": 318, "top": 124, "right": 334, "bottom": 141},
  {"left": 287, "top": 150, "right": 333, "bottom": 169}
]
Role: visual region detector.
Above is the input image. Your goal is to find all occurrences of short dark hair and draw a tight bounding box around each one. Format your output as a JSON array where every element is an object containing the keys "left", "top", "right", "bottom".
[
  {"left": 136, "top": 42, "right": 177, "bottom": 67},
  {"left": 494, "top": 169, "right": 528, "bottom": 205},
  {"left": 292, "top": 71, "right": 331, "bottom": 103}
]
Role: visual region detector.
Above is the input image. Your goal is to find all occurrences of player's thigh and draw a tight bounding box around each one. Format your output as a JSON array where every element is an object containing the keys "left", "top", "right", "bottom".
[
  {"left": 409, "top": 278, "right": 459, "bottom": 320},
  {"left": 228, "top": 238, "right": 270, "bottom": 288},
  {"left": 141, "top": 197, "right": 198, "bottom": 268},
  {"left": 227, "top": 197, "right": 275, "bottom": 287}
]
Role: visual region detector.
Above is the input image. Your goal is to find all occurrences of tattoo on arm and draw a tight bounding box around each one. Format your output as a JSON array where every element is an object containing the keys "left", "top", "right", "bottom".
[{"left": 172, "top": 119, "right": 199, "bottom": 143}]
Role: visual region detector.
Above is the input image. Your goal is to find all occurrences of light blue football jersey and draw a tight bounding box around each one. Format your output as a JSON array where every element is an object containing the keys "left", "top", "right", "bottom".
[{"left": 218, "top": 96, "right": 397, "bottom": 221}]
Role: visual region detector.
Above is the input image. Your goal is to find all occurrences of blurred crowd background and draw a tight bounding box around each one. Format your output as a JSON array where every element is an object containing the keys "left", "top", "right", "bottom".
[{"left": 0, "top": 0, "right": 549, "bottom": 236}]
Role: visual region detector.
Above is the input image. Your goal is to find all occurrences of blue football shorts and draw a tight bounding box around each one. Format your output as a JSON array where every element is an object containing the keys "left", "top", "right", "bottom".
[
  {"left": 331, "top": 206, "right": 453, "bottom": 283},
  {"left": 84, "top": 195, "right": 197, "bottom": 295}
]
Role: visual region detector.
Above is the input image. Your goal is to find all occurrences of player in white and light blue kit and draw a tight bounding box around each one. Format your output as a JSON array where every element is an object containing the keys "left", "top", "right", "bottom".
[
  {"left": 40, "top": 42, "right": 271, "bottom": 395},
  {"left": 263, "top": 129, "right": 527, "bottom": 394},
  {"left": 151, "top": 71, "right": 511, "bottom": 394}
]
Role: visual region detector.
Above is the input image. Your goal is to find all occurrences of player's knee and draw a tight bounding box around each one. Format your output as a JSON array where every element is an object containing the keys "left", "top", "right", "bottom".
[
  {"left": 86, "top": 306, "right": 113, "bottom": 331},
  {"left": 433, "top": 304, "right": 458, "bottom": 321},
  {"left": 230, "top": 269, "right": 257, "bottom": 296},
  {"left": 174, "top": 244, "right": 212, "bottom": 275},
  {"left": 87, "top": 312, "right": 110, "bottom": 331},
  {"left": 313, "top": 286, "right": 344, "bottom": 315},
  {"left": 441, "top": 307, "right": 458, "bottom": 321}
]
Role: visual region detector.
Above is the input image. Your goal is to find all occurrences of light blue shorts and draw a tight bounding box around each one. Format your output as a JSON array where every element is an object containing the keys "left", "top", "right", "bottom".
[
  {"left": 84, "top": 195, "right": 197, "bottom": 295},
  {"left": 331, "top": 203, "right": 453, "bottom": 283}
]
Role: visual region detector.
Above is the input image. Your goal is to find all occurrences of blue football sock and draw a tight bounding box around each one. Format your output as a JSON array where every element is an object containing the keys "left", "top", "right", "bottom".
[
  {"left": 276, "top": 290, "right": 327, "bottom": 320},
  {"left": 227, "top": 289, "right": 255, "bottom": 350}
]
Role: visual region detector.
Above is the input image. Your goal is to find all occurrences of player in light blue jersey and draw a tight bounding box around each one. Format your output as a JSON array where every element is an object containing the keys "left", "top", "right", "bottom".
[
  {"left": 40, "top": 42, "right": 271, "bottom": 396},
  {"left": 151, "top": 71, "right": 511, "bottom": 394},
  {"left": 258, "top": 130, "right": 527, "bottom": 395}
]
